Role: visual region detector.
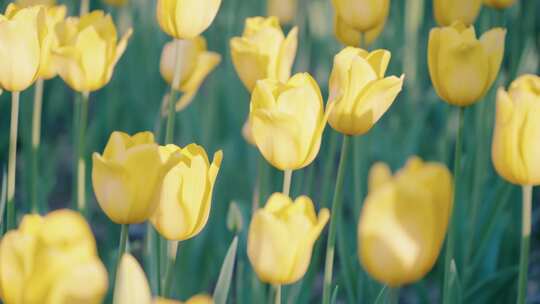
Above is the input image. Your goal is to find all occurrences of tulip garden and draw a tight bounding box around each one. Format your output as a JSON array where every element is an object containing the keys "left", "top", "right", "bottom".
[{"left": 0, "top": 0, "right": 538, "bottom": 303}]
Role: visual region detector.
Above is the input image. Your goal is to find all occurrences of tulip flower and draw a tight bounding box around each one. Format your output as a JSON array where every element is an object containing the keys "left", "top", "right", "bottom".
[
  {"left": 54, "top": 10, "right": 132, "bottom": 92},
  {"left": 267, "top": 0, "right": 298, "bottom": 24},
  {"left": 249, "top": 73, "right": 330, "bottom": 170},
  {"left": 433, "top": 0, "right": 482, "bottom": 26},
  {"left": 15, "top": 0, "right": 55, "bottom": 7},
  {"left": 358, "top": 157, "right": 453, "bottom": 286},
  {"left": 492, "top": 74, "right": 540, "bottom": 186},
  {"left": 328, "top": 47, "right": 404, "bottom": 135},
  {"left": 484, "top": 0, "right": 517, "bottom": 9},
  {"left": 428, "top": 21, "right": 506, "bottom": 107},
  {"left": 248, "top": 193, "right": 329, "bottom": 284},
  {"left": 151, "top": 144, "right": 223, "bottom": 241},
  {"left": 154, "top": 295, "right": 213, "bottom": 304},
  {"left": 156, "top": 0, "right": 222, "bottom": 39},
  {"left": 230, "top": 16, "right": 298, "bottom": 92},
  {"left": 0, "top": 209, "right": 108, "bottom": 304},
  {"left": 92, "top": 131, "right": 176, "bottom": 224},
  {"left": 114, "top": 254, "right": 152, "bottom": 304},
  {"left": 160, "top": 37, "right": 221, "bottom": 112}
]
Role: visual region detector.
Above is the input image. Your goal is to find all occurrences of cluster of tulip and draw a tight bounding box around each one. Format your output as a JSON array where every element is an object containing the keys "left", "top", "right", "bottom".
[{"left": 0, "top": 0, "right": 538, "bottom": 303}]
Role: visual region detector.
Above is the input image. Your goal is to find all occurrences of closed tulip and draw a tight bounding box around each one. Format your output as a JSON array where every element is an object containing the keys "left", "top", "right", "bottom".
[
  {"left": 428, "top": 21, "right": 506, "bottom": 107},
  {"left": 249, "top": 73, "right": 330, "bottom": 170},
  {"left": 328, "top": 47, "right": 404, "bottom": 135},
  {"left": 0, "top": 209, "right": 108, "bottom": 304},
  {"left": 248, "top": 193, "right": 329, "bottom": 284},
  {"left": 492, "top": 74, "right": 540, "bottom": 185},
  {"left": 54, "top": 10, "right": 132, "bottom": 92},
  {"left": 433, "top": 0, "right": 482, "bottom": 26},
  {"left": 358, "top": 157, "right": 453, "bottom": 286},
  {"left": 484, "top": 0, "right": 517, "bottom": 9},
  {"left": 92, "top": 131, "right": 176, "bottom": 224},
  {"left": 151, "top": 144, "right": 223, "bottom": 241},
  {"left": 160, "top": 37, "right": 221, "bottom": 112},
  {"left": 156, "top": 0, "right": 221, "bottom": 39},
  {"left": 230, "top": 16, "right": 298, "bottom": 92},
  {"left": 0, "top": 4, "right": 46, "bottom": 92},
  {"left": 114, "top": 254, "right": 152, "bottom": 304},
  {"left": 332, "top": 0, "right": 389, "bottom": 47},
  {"left": 267, "top": 0, "right": 297, "bottom": 24}
]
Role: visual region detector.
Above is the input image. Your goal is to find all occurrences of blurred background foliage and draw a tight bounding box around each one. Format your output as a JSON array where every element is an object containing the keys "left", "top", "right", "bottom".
[{"left": 0, "top": 0, "right": 539, "bottom": 302}]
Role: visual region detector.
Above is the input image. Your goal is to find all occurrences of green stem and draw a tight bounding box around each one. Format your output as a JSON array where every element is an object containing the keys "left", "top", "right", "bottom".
[
  {"left": 320, "top": 132, "right": 338, "bottom": 208},
  {"left": 7, "top": 92, "right": 20, "bottom": 230},
  {"left": 442, "top": 107, "right": 465, "bottom": 304},
  {"left": 282, "top": 169, "right": 292, "bottom": 196},
  {"left": 517, "top": 185, "right": 532, "bottom": 304},
  {"left": 274, "top": 285, "right": 281, "bottom": 304},
  {"left": 389, "top": 287, "right": 400, "bottom": 304},
  {"left": 322, "top": 135, "right": 350, "bottom": 304},
  {"left": 165, "top": 40, "right": 183, "bottom": 145},
  {"left": 77, "top": 92, "right": 89, "bottom": 215},
  {"left": 118, "top": 224, "right": 129, "bottom": 258},
  {"left": 31, "top": 79, "right": 44, "bottom": 214},
  {"left": 163, "top": 240, "right": 180, "bottom": 297}
]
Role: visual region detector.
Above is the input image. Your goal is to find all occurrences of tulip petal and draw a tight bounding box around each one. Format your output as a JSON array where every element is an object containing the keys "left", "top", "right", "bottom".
[
  {"left": 174, "top": 0, "right": 221, "bottom": 39},
  {"left": 113, "top": 254, "right": 151, "bottom": 304},
  {"left": 366, "top": 49, "right": 391, "bottom": 79},
  {"left": 230, "top": 37, "right": 271, "bottom": 92},
  {"left": 276, "top": 26, "right": 298, "bottom": 83},
  {"left": 76, "top": 26, "right": 107, "bottom": 91},
  {"left": 334, "top": 14, "right": 361, "bottom": 47},
  {"left": 368, "top": 162, "right": 392, "bottom": 192},
  {"left": 480, "top": 28, "right": 506, "bottom": 90},
  {"left": 427, "top": 28, "right": 448, "bottom": 101}
]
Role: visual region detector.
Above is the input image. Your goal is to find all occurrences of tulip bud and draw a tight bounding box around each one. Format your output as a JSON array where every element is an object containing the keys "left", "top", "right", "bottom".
[
  {"left": 433, "top": 0, "right": 482, "bottom": 26},
  {"left": 428, "top": 21, "right": 506, "bottom": 107},
  {"left": 113, "top": 254, "right": 152, "bottom": 304},
  {"left": 156, "top": 0, "right": 221, "bottom": 39},
  {"left": 54, "top": 10, "right": 132, "bottom": 92},
  {"left": 160, "top": 37, "right": 221, "bottom": 113},
  {"left": 248, "top": 193, "right": 329, "bottom": 285},
  {"left": 92, "top": 131, "right": 175, "bottom": 224},
  {"left": 358, "top": 157, "right": 453, "bottom": 286},
  {"left": 150, "top": 144, "right": 223, "bottom": 241},
  {"left": 492, "top": 74, "right": 540, "bottom": 186},
  {"left": 230, "top": 16, "right": 298, "bottom": 92},
  {"left": 484, "top": 0, "right": 517, "bottom": 9},
  {"left": 267, "top": 0, "right": 298, "bottom": 25},
  {"left": 0, "top": 210, "right": 108, "bottom": 304},
  {"left": 249, "top": 73, "right": 330, "bottom": 170},
  {"left": 227, "top": 201, "right": 244, "bottom": 234},
  {"left": 328, "top": 47, "right": 404, "bottom": 135},
  {"left": 0, "top": 4, "right": 47, "bottom": 92}
]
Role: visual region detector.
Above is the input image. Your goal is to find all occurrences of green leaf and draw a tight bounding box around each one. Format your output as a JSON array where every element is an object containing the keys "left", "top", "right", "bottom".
[
  {"left": 213, "top": 236, "right": 239, "bottom": 304},
  {"left": 374, "top": 286, "right": 388, "bottom": 304},
  {"left": 330, "top": 286, "right": 339, "bottom": 304},
  {"left": 447, "top": 259, "right": 463, "bottom": 304},
  {"left": 0, "top": 167, "right": 6, "bottom": 230}
]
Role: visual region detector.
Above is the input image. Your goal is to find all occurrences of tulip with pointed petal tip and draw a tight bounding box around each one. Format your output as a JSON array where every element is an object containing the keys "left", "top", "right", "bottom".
[
  {"left": 113, "top": 254, "right": 152, "bottom": 304},
  {"left": 156, "top": 0, "right": 222, "bottom": 39}
]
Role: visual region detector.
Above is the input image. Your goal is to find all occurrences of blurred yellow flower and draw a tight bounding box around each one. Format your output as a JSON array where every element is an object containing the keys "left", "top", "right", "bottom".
[
  {"left": 54, "top": 10, "right": 132, "bottom": 92},
  {"left": 267, "top": 0, "right": 297, "bottom": 24},
  {"left": 242, "top": 118, "right": 256, "bottom": 146},
  {"left": 92, "top": 131, "right": 175, "bottom": 224},
  {"left": 248, "top": 193, "right": 329, "bottom": 285},
  {"left": 15, "top": 0, "right": 55, "bottom": 6},
  {"left": 151, "top": 144, "right": 222, "bottom": 241},
  {"left": 332, "top": 0, "right": 389, "bottom": 47},
  {"left": 0, "top": 4, "right": 46, "bottom": 92},
  {"left": 492, "top": 74, "right": 540, "bottom": 186},
  {"left": 160, "top": 37, "right": 221, "bottom": 112},
  {"left": 154, "top": 294, "right": 213, "bottom": 304},
  {"left": 433, "top": 0, "right": 482, "bottom": 26},
  {"left": 249, "top": 73, "right": 330, "bottom": 170},
  {"left": 358, "top": 157, "right": 453, "bottom": 286},
  {"left": 428, "top": 21, "right": 506, "bottom": 107},
  {"left": 113, "top": 254, "right": 152, "bottom": 304},
  {"left": 156, "top": 0, "right": 222, "bottom": 39},
  {"left": 0, "top": 209, "right": 108, "bottom": 304},
  {"left": 328, "top": 47, "right": 404, "bottom": 135},
  {"left": 104, "top": 0, "right": 128, "bottom": 7},
  {"left": 484, "top": 0, "right": 517, "bottom": 9},
  {"left": 230, "top": 16, "right": 298, "bottom": 92}
]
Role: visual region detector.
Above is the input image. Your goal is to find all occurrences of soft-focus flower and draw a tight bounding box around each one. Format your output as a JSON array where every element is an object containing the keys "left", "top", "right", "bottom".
[
  {"left": 0, "top": 210, "right": 108, "bottom": 304},
  {"left": 160, "top": 37, "right": 221, "bottom": 112},
  {"left": 428, "top": 21, "right": 506, "bottom": 107},
  {"left": 156, "top": 0, "right": 222, "bottom": 39},
  {"left": 248, "top": 193, "right": 329, "bottom": 285},
  {"left": 267, "top": 0, "right": 297, "bottom": 24},
  {"left": 104, "top": 0, "right": 128, "bottom": 7},
  {"left": 54, "top": 10, "right": 132, "bottom": 92},
  {"left": 242, "top": 118, "right": 256, "bottom": 146},
  {"left": 492, "top": 74, "right": 540, "bottom": 185},
  {"left": 113, "top": 253, "right": 152, "bottom": 304},
  {"left": 484, "top": 0, "right": 517, "bottom": 9},
  {"left": 0, "top": 4, "right": 46, "bottom": 92},
  {"left": 154, "top": 294, "right": 213, "bottom": 304},
  {"left": 15, "top": 0, "right": 55, "bottom": 6},
  {"left": 249, "top": 73, "right": 330, "bottom": 170},
  {"left": 332, "top": 0, "right": 389, "bottom": 47},
  {"left": 358, "top": 157, "right": 453, "bottom": 286},
  {"left": 151, "top": 144, "right": 222, "bottom": 241},
  {"left": 433, "top": 0, "right": 482, "bottom": 26},
  {"left": 328, "top": 47, "right": 404, "bottom": 135},
  {"left": 230, "top": 16, "right": 298, "bottom": 92},
  {"left": 92, "top": 131, "right": 175, "bottom": 224}
]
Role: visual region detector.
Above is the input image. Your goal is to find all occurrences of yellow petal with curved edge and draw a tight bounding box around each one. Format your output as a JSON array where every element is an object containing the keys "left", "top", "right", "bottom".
[
  {"left": 76, "top": 26, "right": 108, "bottom": 91},
  {"left": 334, "top": 0, "right": 388, "bottom": 32},
  {"left": 368, "top": 162, "right": 392, "bottom": 192},
  {"left": 276, "top": 26, "right": 298, "bottom": 83},
  {"left": 334, "top": 14, "right": 361, "bottom": 47},
  {"left": 185, "top": 294, "right": 214, "bottom": 304},
  {"left": 173, "top": 0, "right": 221, "bottom": 39},
  {"left": 427, "top": 28, "right": 448, "bottom": 101},
  {"left": 366, "top": 49, "right": 390, "bottom": 79},
  {"left": 113, "top": 254, "right": 151, "bottom": 304},
  {"left": 230, "top": 37, "right": 271, "bottom": 92},
  {"left": 176, "top": 52, "right": 221, "bottom": 110},
  {"left": 433, "top": 0, "right": 482, "bottom": 26},
  {"left": 480, "top": 28, "right": 506, "bottom": 90}
]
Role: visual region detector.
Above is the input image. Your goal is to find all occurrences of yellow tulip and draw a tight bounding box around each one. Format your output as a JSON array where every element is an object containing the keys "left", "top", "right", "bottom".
[
  {"left": 54, "top": 10, "right": 132, "bottom": 92},
  {"left": 92, "top": 131, "right": 176, "bottom": 224},
  {"left": 230, "top": 16, "right": 298, "bottom": 92},
  {"left": 358, "top": 157, "right": 453, "bottom": 286},
  {"left": 247, "top": 193, "right": 329, "bottom": 285},
  {"left": 154, "top": 294, "right": 213, "bottom": 304},
  {"left": 151, "top": 144, "right": 222, "bottom": 241},
  {"left": 0, "top": 209, "right": 108, "bottom": 304},
  {"left": 249, "top": 73, "right": 330, "bottom": 170},
  {"left": 15, "top": 0, "right": 55, "bottom": 6},
  {"left": 0, "top": 4, "right": 46, "bottom": 92},
  {"left": 156, "top": 0, "right": 222, "bottom": 39},
  {"left": 433, "top": 0, "right": 482, "bottom": 26},
  {"left": 492, "top": 74, "right": 540, "bottom": 186},
  {"left": 160, "top": 37, "right": 221, "bottom": 112},
  {"left": 328, "top": 47, "right": 404, "bottom": 135},
  {"left": 484, "top": 0, "right": 517, "bottom": 9},
  {"left": 428, "top": 21, "right": 506, "bottom": 107},
  {"left": 267, "top": 0, "right": 297, "bottom": 24},
  {"left": 104, "top": 0, "right": 128, "bottom": 7},
  {"left": 114, "top": 254, "right": 152, "bottom": 304}
]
